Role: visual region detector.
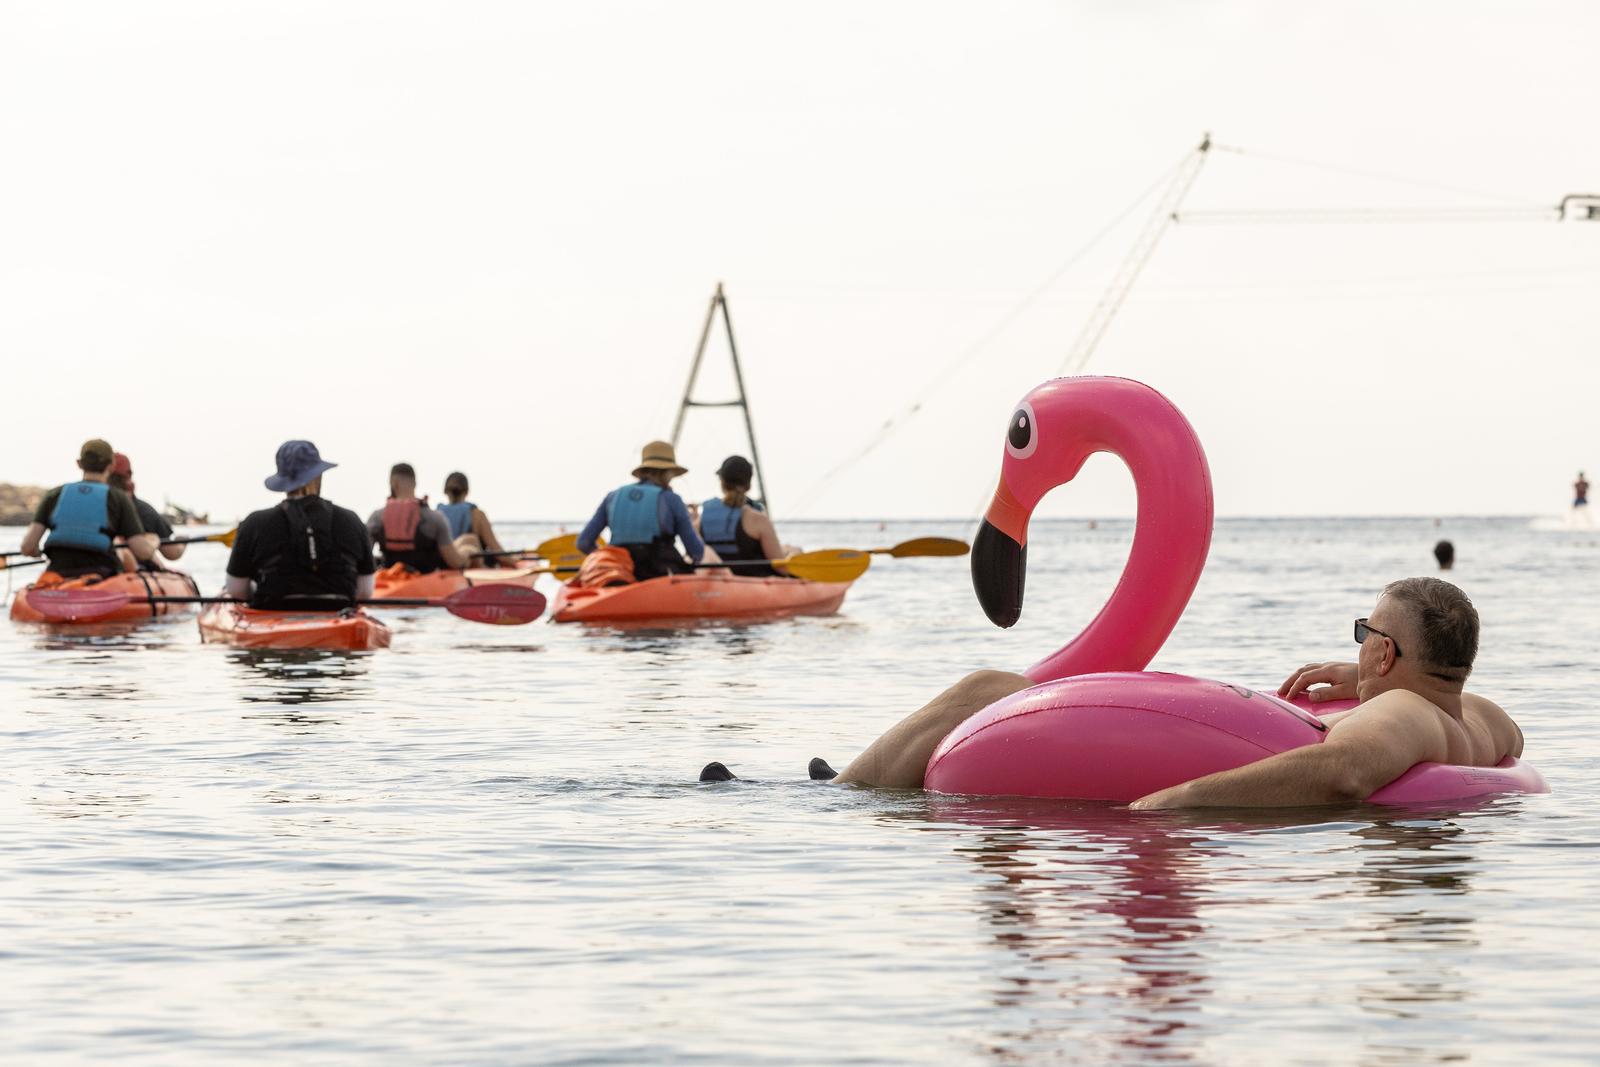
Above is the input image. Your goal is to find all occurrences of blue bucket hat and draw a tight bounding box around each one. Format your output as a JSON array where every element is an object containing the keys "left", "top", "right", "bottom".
[{"left": 265, "top": 439, "right": 337, "bottom": 492}]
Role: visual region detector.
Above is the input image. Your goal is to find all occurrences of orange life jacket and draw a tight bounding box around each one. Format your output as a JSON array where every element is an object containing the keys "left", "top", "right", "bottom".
[
  {"left": 576, "top": 545, "right": 636, "bottom": 588},
  {"left": 382, "top": 498, "right": 422, "bottom": 552}
]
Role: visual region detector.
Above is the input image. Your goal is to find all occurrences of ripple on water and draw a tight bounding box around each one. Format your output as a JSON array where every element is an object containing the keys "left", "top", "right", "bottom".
[{"left": 1, "top": 518, "right": 1598, "bottom": 1064}]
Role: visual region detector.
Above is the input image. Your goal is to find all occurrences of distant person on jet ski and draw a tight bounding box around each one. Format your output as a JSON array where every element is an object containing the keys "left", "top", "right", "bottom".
[
  {"left": 19, "top": 439, "right": 158, "bottom": 579},
  {"left": 223, "top": 441, "right": 376, "bottom": 610},
  {"left": 367, "top": 463, "right": 473, "bottom": 575},
  {"left": 577, "top": 442, "right": 707, "bottom": 581},
  {"left": 1576, "top": 471, "right": 1589, "bottom": 508},
  {"left": 696, "top": 455, "right": 792, "bottom": 578}
]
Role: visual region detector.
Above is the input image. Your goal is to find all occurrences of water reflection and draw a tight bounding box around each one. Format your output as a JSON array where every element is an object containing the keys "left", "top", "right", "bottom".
[
  {"left": 27, "top": 646, "right": 160, "bottom": 700},
  {"left": 25, "top": 620, "right": 190, "bottom": 658},
  {"left": 31, "top": 769, "right": 152, "bottom": 820},
  {"left": 916, "top": 798, "right": 1211, "bottom": 1063},
  {"left": 576, "top": 623, "right": 775, "bottom": 661},
  {"left": 913, "top": 798, "right": 1481, "bottom": 1064},
  {"left": 229, "top": 649, "right": 375, "bottom": 707}
]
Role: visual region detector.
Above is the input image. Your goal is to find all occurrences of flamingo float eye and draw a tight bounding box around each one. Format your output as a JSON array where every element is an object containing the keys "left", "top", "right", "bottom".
[{"left": 1006, "top": 401, "right": 1038, "bottom": 460}]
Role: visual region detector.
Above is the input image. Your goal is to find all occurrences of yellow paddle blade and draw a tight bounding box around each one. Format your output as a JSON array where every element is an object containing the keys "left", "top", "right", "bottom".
[
  {"left": 532, "top": 533, "right": 583, "bottom": 560},
  {"left": 780, "top": 549, "right": 870, "bottom": 583},
  {"left": 875, "top": 537, "right": 969, "bottom": 558},
  {"left": 532, "top": 533, "right": 595, "bottom": 578},
  {"left": 207, "top": 527, "right": 239, "bottom": 548}
]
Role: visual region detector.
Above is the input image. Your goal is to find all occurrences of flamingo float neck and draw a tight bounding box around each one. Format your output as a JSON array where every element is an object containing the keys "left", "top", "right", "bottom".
[{"left": 970, "top": 376, "right": 1213, "bottom": 684}]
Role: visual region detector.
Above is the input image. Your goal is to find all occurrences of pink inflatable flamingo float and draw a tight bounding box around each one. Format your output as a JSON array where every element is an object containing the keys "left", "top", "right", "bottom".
[{"left": 924, "top": 376, "right": 1546, "bottom": 804}]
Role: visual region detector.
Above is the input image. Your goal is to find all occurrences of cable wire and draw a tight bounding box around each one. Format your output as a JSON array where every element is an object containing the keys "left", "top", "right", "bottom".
[{"left": 788, "top": 149, "right": 1194, "bottom": 515}]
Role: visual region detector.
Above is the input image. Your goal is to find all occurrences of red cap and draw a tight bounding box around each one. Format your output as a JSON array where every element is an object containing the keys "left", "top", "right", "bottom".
[{"left": 111, "top": 452, "right": 133, "bottom": 478}]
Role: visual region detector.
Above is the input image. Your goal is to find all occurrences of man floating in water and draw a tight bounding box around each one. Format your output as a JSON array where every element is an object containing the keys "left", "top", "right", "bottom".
[
  {"left": 704, "top": 578, "right": 1526, "bottom": 808},
  {"left": 1434, "top": 540, "right": 1454, "bottom": 570}
]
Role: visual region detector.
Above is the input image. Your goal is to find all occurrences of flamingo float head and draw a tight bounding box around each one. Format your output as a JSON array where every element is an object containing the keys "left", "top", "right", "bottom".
[{"left": 972, "top": 377, "right": 1213, "bottom": 651}]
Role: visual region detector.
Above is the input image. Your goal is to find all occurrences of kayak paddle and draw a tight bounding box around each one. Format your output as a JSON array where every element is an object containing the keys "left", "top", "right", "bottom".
[
  {"left": 2, "top": 528, "right": 237, "bottom": 564},
  {"left": 697, "top": 549, "right": 871, "bottom": 583},
  {"left": 478, "top": 533, "right": 584, "bottom": 561},
  {"left": 866, "top": 536, "right": 969, "bottom": 557},
  {"left": 23, "top": 583, "right": 547, "bottom": 625},
  {"left": 0, "top": 557, "right": 48, "bottom": 572},
  {"left": 158, "top": 527, "right": 239, "bottom": 548},
  {"left": 692, "top": 538, "right": 966, "bottom": 583},
  {"left": 478, "top": 533, "right": 588, "bottom": 576}
]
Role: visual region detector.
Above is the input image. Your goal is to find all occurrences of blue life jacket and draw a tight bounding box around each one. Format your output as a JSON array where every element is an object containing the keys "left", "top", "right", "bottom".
[
  {"left": 607, "top": 483, "right": 667, "bottom": 545},
  {"left": 699, "top": 498, "right": 743, "bottom": 556},
  {"left": 46, "top": 480, "right": 115, "bottom": 553},
  {"left": 438, "top": 501, "right": 476, "bottom": 539}
]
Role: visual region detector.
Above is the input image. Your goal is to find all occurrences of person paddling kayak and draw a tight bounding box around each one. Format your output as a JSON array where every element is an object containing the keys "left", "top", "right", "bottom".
[
  {"left": 577, "top": 441, "right": 708, "bottom": 581},
  {"left": 223, "top": 440, "right": 376, "bottom": 610},
  {"left": 696, "top": 455, "right": 792, "bottom": 578},
  {"left": 437, "top": 471, "right": 511, "bottom": 565},
  {"left": 108, "top": 452, "right": 185, "bottom": 568},
  {"left": 367, "top": 463, "right": 472, "bottom": 575},
  {"left": 18, "top": 439, "right": 158, "bottom": 578}
]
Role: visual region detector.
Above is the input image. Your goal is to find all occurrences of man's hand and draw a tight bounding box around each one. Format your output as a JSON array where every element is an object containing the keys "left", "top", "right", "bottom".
[{"left": 1278, "top": 661, "right": 1358, "bottom": 703}]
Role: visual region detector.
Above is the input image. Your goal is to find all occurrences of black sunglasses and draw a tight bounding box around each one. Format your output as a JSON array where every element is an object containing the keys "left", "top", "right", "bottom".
[{"left": 1354, "top": 618, "right": 1402, "bottom": 658}]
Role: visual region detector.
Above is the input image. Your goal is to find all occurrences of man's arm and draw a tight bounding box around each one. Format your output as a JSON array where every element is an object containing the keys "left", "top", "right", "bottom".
[
  {"left": 223, "top": 521, "right": 255, "bottom": 599},
  {"left": 110, "top": 490, "right": 158, "bottom": 562},
  {"left": 140, "top": 501, "right": 184, "bottom": 560},
  {"left": 22, "top": 489, "right": 60, "bottom": 556},
  {"left": 1131, "top": 696, "right": 1449, "bottom": 809},
  {"left": 576, "top": 497, "right": 610, "bottom": 554},
  {"left": 20, "top": 522, "right": 46, "bottom": 557}
]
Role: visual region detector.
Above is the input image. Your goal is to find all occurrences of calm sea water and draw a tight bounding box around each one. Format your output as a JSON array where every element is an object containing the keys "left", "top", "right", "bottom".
[{"left": 2, "top": 516, "right": 1596, "bottom": 1066}]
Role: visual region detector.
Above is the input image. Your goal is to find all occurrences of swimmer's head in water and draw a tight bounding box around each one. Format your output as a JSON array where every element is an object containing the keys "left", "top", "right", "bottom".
[
  {"left": 1368, "top": 577, "right": 1479, "bottom": 688},
  {"left": 1433, "top": 540, "right": 1455, "bottom": 569}
]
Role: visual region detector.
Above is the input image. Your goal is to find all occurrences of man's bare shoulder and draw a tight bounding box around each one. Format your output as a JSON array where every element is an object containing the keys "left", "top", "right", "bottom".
[
  {"left": 1463, "top": 692, "right": 1523, "bottom": 758},
  {"left": 1325, "top": 690, "right": 1452, "bottom": 759},
  {"left": 1338, "top": 688, "right": 1443, "bottom": 723},
  {"left": 1339, "top": 688, "right": 1519, "bottom": 765}
]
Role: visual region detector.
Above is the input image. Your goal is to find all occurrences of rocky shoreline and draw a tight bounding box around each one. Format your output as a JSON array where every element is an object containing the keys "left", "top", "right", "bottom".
[{"left": 0, "top": 483, "right": 46, "bottom": 526}]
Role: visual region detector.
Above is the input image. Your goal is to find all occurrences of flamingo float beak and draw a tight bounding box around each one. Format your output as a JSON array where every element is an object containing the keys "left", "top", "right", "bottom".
[{"left": 972, "top": 480, "right": 1029, "bottom": 628}]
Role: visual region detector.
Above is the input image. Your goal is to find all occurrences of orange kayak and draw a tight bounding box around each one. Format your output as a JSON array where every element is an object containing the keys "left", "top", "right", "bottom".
[
  {"left": 550, "top": 570, "right": 852, "bottom": 624},
  {"left": 9, "top": 569, "right": 200, "bottom": 624},
  {"left": 198, "top": 602, "right": 392, "bottom": 651},
  {"left": 372, "top": 563, "right": 540, "bottom": 601}
]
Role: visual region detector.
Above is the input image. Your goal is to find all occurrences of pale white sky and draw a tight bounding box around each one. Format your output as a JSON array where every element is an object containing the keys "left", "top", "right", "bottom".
[{"left": 2, "top": 1, "right": 1596, "bottom": 522}]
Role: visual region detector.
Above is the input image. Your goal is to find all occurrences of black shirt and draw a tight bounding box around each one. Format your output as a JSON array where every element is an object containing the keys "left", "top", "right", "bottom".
[
  {"left": 132, "top": 497, "right": 174, "bottom": 542},
  {"left": 227, "top": 496, "right": 374, "bottom": 608}
]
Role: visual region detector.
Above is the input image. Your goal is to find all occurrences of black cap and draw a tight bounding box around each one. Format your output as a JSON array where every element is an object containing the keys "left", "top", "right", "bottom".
[{"left": 715, "top": 455, "right": 754, "bottom": 486}]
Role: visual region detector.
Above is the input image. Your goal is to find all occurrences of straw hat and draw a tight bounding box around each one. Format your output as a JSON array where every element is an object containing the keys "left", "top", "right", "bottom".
[{"left": 633, "top": 440, "right": 688, "bottom": 478}]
